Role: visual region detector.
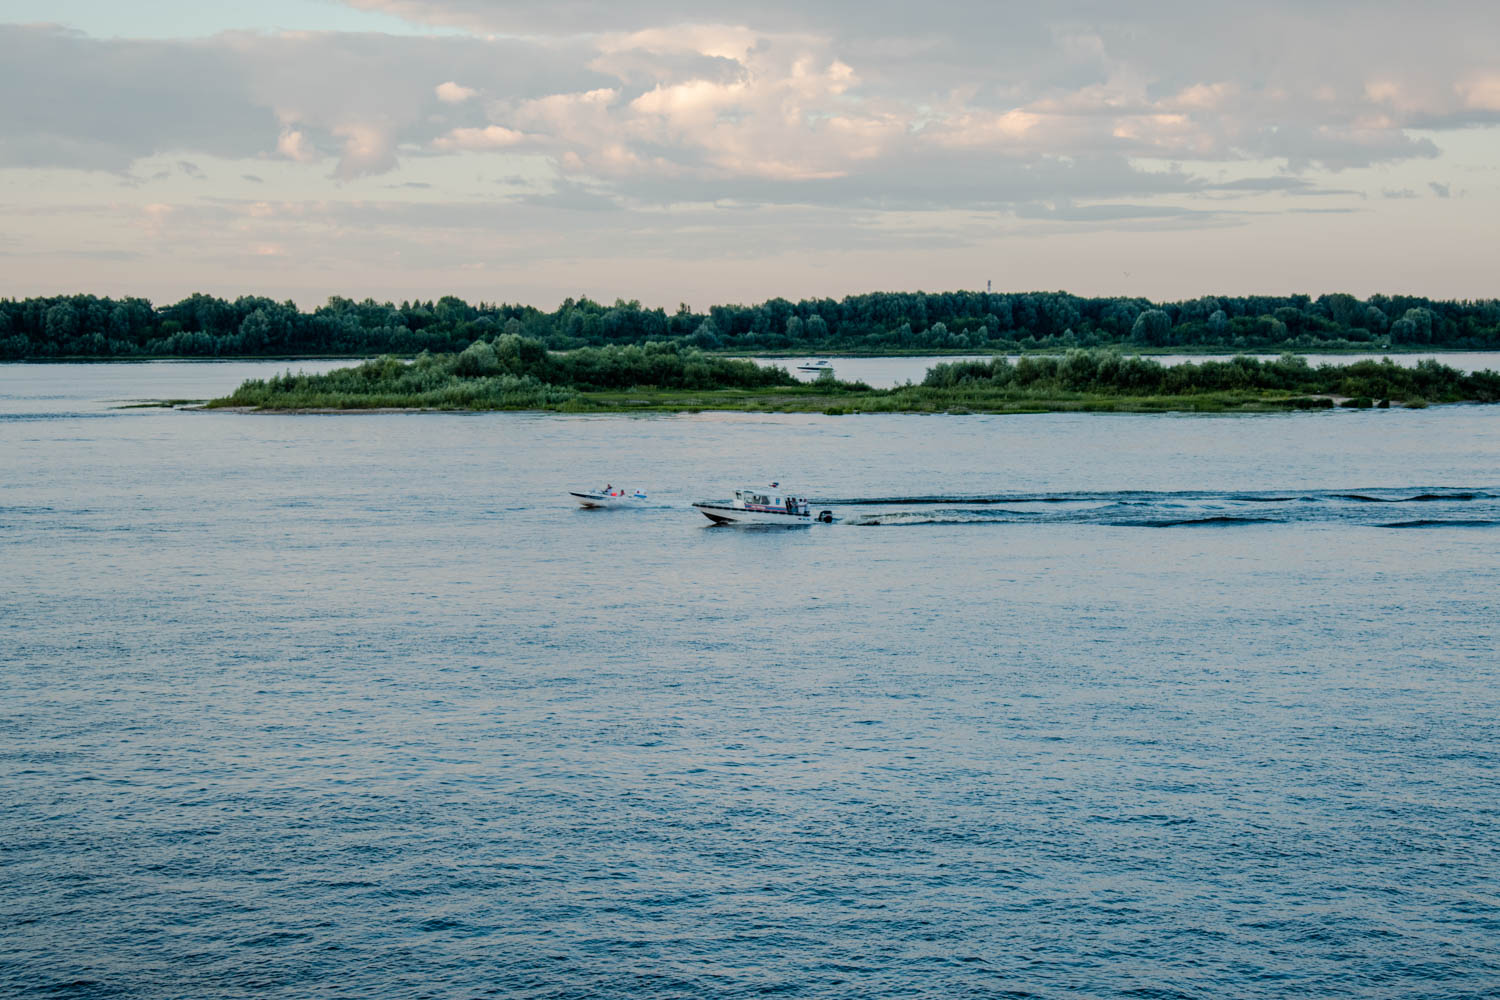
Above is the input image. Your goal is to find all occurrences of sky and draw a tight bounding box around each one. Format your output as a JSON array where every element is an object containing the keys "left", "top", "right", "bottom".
[{"left": 2, "top": 0, "right": 1497, "bottom": 309}]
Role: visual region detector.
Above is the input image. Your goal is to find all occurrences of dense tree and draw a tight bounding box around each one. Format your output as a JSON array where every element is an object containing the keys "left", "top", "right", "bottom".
[
  {"left": 1131, "top": 309, "right": 1172, "bottom": 345},
  {"left": 4, "top": 289, "right": 1500, "bottom": 360},
  {"left": 923, "top": 350, "right": 1500, "bottom": 404}
]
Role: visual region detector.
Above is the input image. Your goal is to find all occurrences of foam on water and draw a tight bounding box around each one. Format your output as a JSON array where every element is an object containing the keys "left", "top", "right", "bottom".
[{"left": 834, "top": 489, "right": 1500, "bottom": 528}]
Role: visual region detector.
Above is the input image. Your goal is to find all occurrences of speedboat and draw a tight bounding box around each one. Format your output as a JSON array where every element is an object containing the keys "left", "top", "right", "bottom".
[
  {"left": 797, "top": 359, "right": 835, "bottom": 373},
  {"left": 693, "top": 485, "right": 833, "bottom": 525},
  {"left": 571, "top": 488, "right": 648, "bottom": 509}
]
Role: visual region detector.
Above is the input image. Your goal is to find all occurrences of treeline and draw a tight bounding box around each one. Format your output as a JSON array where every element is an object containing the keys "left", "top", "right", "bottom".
[
  {"left": 215, "top": 338, "right": 799, "bottom": 410},
  {"left": 923, "top": 352, "right": 1500, "bottom": 405},
  {"left": 6, "top": 289, "right": 1500, "bottom": 360}
]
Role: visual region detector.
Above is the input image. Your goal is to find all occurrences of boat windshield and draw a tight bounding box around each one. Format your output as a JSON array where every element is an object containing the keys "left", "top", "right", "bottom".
[{"left": 733, "top": 488, "right": 807, "bottom": 513}]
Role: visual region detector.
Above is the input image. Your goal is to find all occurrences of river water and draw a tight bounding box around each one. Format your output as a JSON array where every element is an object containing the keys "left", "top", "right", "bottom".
[{"left": 3, "top": 363, "right": 1499, "bottom": 999}]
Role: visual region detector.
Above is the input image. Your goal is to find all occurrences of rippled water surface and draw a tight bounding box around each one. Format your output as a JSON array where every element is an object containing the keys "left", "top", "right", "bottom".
[{"left": 3, "top": 363, "right": 1499, "bottom": 999}]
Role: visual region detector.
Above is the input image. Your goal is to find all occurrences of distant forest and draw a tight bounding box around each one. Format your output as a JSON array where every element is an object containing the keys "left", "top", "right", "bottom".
[{"left": 4, "top": 290, "right": 1499, "bottom": 360}]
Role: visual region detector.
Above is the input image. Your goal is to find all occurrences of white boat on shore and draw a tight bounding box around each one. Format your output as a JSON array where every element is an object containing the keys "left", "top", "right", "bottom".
[
  {"left": 797, "top": 359, "right": 835, "bottom": 373},
  {"left": 693, "top": 485, "right": 833, "bottom": 525},
  {"left": 571, "top": 487, "right": 648, "bottom": 509}
]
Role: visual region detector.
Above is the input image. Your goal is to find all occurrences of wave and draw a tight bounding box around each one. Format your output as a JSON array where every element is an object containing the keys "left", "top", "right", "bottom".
[
  {"left": 1376, "top": 519, "right": 1500, "bottom": 528},
  {"left": 1334, "top": 492, "right": 1491, "bottom": 503},
  {"left": 845, "top": 511, "right": 1019, "bottom": 527},
  {"left": 821, "top": 489, "right": 1495, "bottom": 507},
  {"left": 1403, "top": 492, "right": 1490, "bottom": 502},
  {"left": 826, "top": 486, "right": 1500, "bottom": 530},
  {"left": 1108, "top": 516, "right": 1279, "bottom": 528},
  {"left": 848, "top": 512, "right": 1281, "bottom": 528},
  {"left": 0, "top": 412, "right": 112, "bottom": 422},
  {"left": 820, "top": 494, "right": 1090, "bottom": 506}
]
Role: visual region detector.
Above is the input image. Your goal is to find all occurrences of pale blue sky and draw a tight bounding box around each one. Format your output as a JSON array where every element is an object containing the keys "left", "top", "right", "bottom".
[{"left": 2, "top": 1, "right": 1497, "bottom": 308}]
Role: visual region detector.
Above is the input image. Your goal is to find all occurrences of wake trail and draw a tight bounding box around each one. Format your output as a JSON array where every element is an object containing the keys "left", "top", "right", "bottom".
[{"left": 827, "top": 487, "right": 1500, "bottom": 529}]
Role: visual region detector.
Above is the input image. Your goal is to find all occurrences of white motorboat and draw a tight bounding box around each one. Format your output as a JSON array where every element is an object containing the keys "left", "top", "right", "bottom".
[
  {"left": 797, "top": 359, "right": 835, "bottom": 373},
  {"left": 571, "top": 487, "right": 648, "bottom": 509},
  {"left": 693, "top": 485, "right": 833, "bottom": 525}
]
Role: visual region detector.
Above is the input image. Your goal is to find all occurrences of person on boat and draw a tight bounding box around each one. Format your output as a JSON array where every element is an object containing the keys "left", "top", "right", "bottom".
[{"left": 602, "top": 483, "right": 612, "bottom": 494}]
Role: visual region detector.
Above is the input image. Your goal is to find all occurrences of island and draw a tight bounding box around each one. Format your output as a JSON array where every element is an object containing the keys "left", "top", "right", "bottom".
[{"left": 207, "top": 337, "right": 1500, "bottom": 414}]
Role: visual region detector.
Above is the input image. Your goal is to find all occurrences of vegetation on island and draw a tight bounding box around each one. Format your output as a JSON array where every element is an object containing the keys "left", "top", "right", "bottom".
[
  {"left": 208, "top": 336, "right": 1500, "bottom": 415},
  {"left": 210, "top": 340, "right": 803, "bottom": 410},
  {"left": 7, "top": 288, "right": 1500, "bottom": 360}
]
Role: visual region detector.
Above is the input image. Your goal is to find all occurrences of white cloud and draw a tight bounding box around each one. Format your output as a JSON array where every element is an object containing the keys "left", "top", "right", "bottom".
[
  {"left": 1459, "top": 75, "right": 1500, "bottom": 112},
  {"left": 435, "top": 80, "right": 476, "bottom": 103},
  {"left": 433, "top": 124, "right": 526, "bottom": 150},
  {"left": 332, "top": 123, "right": 397, "bottom": 177},
  {"left": 276, "top": 128, "right": 318, "bottom": 163}
]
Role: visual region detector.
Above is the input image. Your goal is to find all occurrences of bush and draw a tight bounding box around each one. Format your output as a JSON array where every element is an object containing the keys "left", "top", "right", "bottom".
[{"left": 455, "top": 339, "right": 500, "bottom": 376}]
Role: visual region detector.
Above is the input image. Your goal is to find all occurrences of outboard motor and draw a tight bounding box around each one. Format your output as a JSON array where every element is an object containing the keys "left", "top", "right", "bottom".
[{"left": 817, "top": 510, "right": 834, "bottom": 523}]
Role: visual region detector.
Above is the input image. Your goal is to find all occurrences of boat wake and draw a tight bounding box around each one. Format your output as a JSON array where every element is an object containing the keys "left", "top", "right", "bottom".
[{"left": 828, "top": 489, "right": 1500, "bottom": 529}]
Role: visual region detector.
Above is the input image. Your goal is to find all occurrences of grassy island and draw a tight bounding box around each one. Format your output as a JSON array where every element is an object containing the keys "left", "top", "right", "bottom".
[{"left": 207, "top": 336, "right": 1500, "bottom": 415}]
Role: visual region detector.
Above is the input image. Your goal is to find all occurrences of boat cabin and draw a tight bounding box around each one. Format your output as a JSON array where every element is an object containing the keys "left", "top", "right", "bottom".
[{"left": 734, "top": 488, "right": 809, "bottom": 516}]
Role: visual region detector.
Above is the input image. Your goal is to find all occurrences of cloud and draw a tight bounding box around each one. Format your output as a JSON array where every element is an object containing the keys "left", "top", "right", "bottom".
[
  {"left": 140, "top": 202, "right": 174, "bottom": 235},
  {"left": 1285, "top": 207, "right": 1360, "bottom": 215},
  {"left": 435, "top": 80, "right": 476, "bottom": 103},
  {"left": 1459, "top": 74, "right": 1500, "bottom": 111},
  {"left": 2, "top": 4, "right": 1498, "bottom": 222},
  {"left": 433, "top": 124, "right": 526, "bottom": 150},
  {"left": 0, "top": 26, "right": 276, "bottom": 171},
  {"left": 1254, "top": 126, "right": 1440, "bottom": 172},
  {"left": 162, "top": 194, "right": 986, "bottom": 265},
  {"left": 1013, "top": 200, "right": 1226, "bottom": 224},
  {"left": 1207, "top": 177, "right": 1316, "bottom": 193},
  {"left": 0, "top": 24, "right": 605, "bottom": 174},
  {"left": 330, "top": 123, "right": 398, "bottom": 177},
  {"left": 276, "top": 129, "right": 319, "bottom": 163},
  {"left": 1429, "top": 181, "right": 1451, "bottom": 198}
]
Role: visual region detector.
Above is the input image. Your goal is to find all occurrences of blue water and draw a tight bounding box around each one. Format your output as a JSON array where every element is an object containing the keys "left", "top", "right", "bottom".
[{"left": 3, "top": 363, "right": 1499, "bottom": 999}]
